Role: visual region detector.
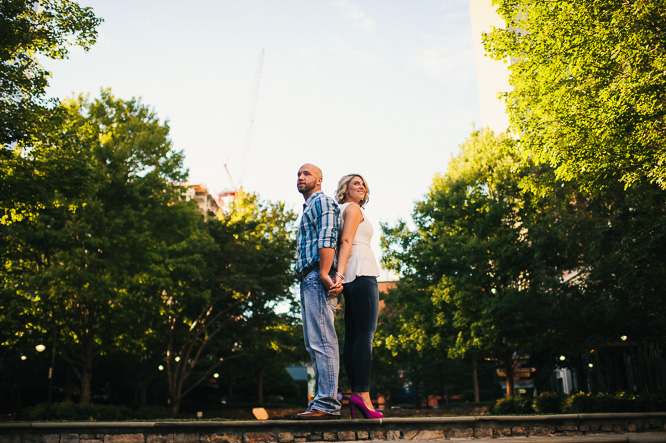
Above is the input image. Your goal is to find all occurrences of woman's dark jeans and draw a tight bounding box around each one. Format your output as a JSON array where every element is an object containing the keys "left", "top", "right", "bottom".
[{"left": 342, "top": 276, "right": 379, "bottom": 392}]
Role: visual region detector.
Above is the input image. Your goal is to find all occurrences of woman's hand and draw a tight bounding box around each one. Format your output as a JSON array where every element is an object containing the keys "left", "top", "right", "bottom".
[
  {"left": 327, "top": 273, "right": 343, "bottom": 295},
  {"left": 321, "top": 272, "right": 342, "bottom": 295}
]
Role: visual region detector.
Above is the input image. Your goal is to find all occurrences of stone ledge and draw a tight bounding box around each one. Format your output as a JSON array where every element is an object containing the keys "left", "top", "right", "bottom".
[
  {"left": 1, "top": 413, "right": 665, "bottom": 442},
  {"left": 5, "top": 412, "right": 666, "bottom": 428}
]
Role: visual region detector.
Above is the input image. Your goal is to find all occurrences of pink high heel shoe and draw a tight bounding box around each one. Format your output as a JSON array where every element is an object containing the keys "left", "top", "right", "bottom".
[{"left": 349, "top": 393, "right": 383, "bottom": 419}]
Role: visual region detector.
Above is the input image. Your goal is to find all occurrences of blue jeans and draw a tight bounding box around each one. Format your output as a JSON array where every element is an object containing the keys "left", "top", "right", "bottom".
[
  {"left": 300, "top": 270, "right": 341, "bottom": 414},
  {"left": 342, "top": 276, "right": 379, "bottom": 392}
]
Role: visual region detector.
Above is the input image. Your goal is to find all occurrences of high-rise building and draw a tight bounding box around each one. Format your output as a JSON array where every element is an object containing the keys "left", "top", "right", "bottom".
[
  {"left": 183, "top": 183, "right": 222, "bottom": 217},
  {"left": 468, "top": 0, "right": 511, "bottom": 133}
]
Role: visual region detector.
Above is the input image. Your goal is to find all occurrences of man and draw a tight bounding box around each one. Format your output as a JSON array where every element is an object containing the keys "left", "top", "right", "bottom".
[{"left": 294, "top": 163, "right": 342, "bottom": 419}]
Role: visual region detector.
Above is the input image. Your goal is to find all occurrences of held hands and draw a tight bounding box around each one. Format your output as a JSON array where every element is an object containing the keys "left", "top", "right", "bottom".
[{"left": 321, "top": 272, "right": 343, "bottom": 295}]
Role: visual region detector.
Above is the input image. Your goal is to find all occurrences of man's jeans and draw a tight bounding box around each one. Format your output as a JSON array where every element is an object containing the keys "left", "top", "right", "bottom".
[{"left": 300, "top": 270, "right": 341, "bottom": 414}]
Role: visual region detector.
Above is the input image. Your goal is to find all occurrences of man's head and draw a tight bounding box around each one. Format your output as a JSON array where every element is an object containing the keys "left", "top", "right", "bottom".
[{"left": 297, "top": 163, "right": 323, "bottom": 200}]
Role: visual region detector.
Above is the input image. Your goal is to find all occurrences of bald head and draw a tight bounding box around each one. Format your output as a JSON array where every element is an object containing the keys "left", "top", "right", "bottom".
[
  {"left": 297, "top": 163, "right": 323, "bottom": 200},
  {"left": 301, "top": 163, "right": 322, "bottom": 180}
]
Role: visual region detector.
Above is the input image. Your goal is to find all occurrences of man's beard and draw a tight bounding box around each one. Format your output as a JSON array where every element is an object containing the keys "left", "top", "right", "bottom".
[{"left": 298, "top": 183, "right": 315, "bottom": 195}]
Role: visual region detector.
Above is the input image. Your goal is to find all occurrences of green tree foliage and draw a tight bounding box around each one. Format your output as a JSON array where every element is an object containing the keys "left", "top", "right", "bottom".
[
  {"left": 576, "top": 182, "right": 666, "bottom": 358},
  {"left": 485, "top": 1, "right": 666, "bottom": 193},
  {"left": 230, "top": 310, "right": 306, "bottom": 406},
  {"left": 1, "top": 90, "right": 188, "bottom": 405},
  {"left": 381, "top": 129, "right": 583, "bottom": 397},
  {"left": 1, "top": 0, "right": 102, "bottom": 230},
  {"left": 0, "top": 0, "right": 101, "bottom": 144},
  {"left": 162, "top": 191, "right": 297, "bottom": 414},
  {"left": 2, "top": 90, "right": 301, "bottom": 412}
]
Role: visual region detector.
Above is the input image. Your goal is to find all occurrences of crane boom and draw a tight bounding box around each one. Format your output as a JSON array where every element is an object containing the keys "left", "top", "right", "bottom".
[{"left": 239, "top": 48, "right": 264, "bottom": 185}]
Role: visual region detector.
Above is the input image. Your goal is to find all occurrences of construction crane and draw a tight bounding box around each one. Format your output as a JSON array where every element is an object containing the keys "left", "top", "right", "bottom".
[
  {"left": 216, "top": 163, "right": 237, "bottom": 209},
  {"left": 218, "top": 49, "right": 264, "bottom": 208},
  {"left": 239, "top": 48, "right": 264, "bottom": 185}
]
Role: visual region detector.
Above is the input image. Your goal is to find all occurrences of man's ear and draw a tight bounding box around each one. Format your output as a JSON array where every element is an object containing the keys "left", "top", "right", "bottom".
[{"left": 317, "top": 177, "right": 323, "bottom": 185}]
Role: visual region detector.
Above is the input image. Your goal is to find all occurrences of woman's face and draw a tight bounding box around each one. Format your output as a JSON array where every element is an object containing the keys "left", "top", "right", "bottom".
[{"left": 345, "top": 176, "right": 366, "bottom": 204}]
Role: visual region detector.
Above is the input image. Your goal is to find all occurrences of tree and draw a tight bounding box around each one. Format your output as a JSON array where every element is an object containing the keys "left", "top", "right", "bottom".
[
  {"left": 1, "top": 0, "right": 102, "bottom": 232},
  {"left": 0, "top": 0, "right": 101, "bottom": 145},
  {"left": 485, "top": 1, "right": 666, "bottom": 193},
  {"left": 233, "top": 310, "right": 306, "bottom": 405},
  {"left": 381, "top": 129, "right": 584, "bottom": 397},
  {"left": 2, "top": 89, "right": 189, "bottom": 406},
  {"left": 373, "top": 281, "right": 485, "bottom": 406},
  {"left": 570, "top": 181, "right": 666, "bottom": 393},
  {"left": 162, "top": 191, "right": 297, "bottom": 414}
]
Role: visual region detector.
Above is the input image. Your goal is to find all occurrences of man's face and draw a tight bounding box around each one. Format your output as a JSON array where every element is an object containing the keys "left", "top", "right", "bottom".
[{"left": 297, "top": 164, "right": 321, "bottom": 197}]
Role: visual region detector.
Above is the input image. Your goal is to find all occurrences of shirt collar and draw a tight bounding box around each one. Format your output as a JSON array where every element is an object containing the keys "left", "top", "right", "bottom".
[{"left": 303, "top": 190, "right": 323, "bottom": 209}]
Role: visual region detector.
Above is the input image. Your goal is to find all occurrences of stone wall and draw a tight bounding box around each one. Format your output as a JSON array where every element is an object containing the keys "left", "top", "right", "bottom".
[{"left": 1, "top": 412, "right": 666, "bottom": 442}]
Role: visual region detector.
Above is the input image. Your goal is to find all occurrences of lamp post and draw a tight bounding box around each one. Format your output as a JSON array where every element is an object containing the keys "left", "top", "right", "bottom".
[
  {"left": 34, "top": 333, "right": 56, "bottom": 413},
  {"left": 47, "top": 327, "right": 57, "bottom": 414}
]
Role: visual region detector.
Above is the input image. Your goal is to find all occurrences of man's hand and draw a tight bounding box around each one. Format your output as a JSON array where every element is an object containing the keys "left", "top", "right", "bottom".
[
  {"left": 327, "top": 273, "right": 343, "bottom": 295},
  {"left": 318, "top": 247, "right": 338, "bottom": 294},
  {"left": 320, "top": 272, "right": 337, "bottom": 292}
]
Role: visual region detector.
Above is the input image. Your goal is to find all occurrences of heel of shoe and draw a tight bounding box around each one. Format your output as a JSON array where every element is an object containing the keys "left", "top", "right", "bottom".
[
  {"left": 349, "top": 393, "right": 383, "bottom": 419},
  {"left": 348, "top": 402, "right": 355, "bottom": 419}
]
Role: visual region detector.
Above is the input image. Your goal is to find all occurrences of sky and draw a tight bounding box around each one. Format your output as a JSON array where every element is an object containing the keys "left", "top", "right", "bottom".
[{"left": 41, "top": 0, "right": 482, "bottom": 267}]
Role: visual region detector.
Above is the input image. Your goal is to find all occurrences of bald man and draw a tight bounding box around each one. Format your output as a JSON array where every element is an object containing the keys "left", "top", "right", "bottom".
[{"left": 294, "top": 163, "right": 342, "bottom": 419}]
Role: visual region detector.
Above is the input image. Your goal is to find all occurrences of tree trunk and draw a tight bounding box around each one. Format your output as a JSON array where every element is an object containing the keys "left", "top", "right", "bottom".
[
  {"left": 169, "top": 369, "right": 184, "bottom": 415},
  {"left": 79, "top": 364, "right": 92, "bottom": 405},
  {"left": 171, "top": 397, "right": 180, "bottom": 416},
  {"left": 79, "top": 333, "right": 94, "bottom": 405},
  {"left": 472, "top": 357, "right": 480, "bottom": 403},
  {"left": 258, "top": 366, "right": 264, "bottom": 406},
  {"left": 64, "top": 366, "right": 74, "bottom": 401},
  {"left": 439, "top": 364, "right": 447, "bottom": 404}
]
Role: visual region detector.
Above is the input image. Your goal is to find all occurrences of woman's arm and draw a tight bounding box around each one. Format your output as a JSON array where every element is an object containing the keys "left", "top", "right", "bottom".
[{"left": 336, "top": 203, "right": 363, "bottom": 282}]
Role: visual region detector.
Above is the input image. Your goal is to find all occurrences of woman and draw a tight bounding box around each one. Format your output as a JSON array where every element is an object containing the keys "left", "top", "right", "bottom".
[{"left": 333, "top": 173, "right": 383, "bottom": 419}]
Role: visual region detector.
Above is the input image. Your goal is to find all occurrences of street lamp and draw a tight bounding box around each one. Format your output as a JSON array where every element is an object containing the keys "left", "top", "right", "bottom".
[
  {"left": 36, "top": 343, "right": 46, "bottom": 353},
  {"left": 44, "top": 327, "right": 58, "bottom": 416}
]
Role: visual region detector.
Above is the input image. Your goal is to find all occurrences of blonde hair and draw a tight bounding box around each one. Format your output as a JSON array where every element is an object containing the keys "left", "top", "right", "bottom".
[{"left": 335, "top": 174, "right": 370, "bottom": 207}]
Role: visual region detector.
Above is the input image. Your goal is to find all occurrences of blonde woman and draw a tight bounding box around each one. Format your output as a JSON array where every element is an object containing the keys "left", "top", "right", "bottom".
[{"left": 333, "top": 174, "right": 383, "bottom": 419}]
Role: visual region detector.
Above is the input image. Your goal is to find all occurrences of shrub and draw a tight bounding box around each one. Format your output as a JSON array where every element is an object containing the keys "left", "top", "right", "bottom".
[
  {"left": 565, "top": 392, "right": 596, "bottom": 413},
  {"left": 533, "top": 392, "right": 564, "bottom": 414},
  {"left": 492, "top": 396, "right": 534, "bottom": 415},
  {"left": 614, "top": 391, "right": 666, "bottom": 413},
  {"left": 595, "top": 393, "right": 623, "bottom": 412}
]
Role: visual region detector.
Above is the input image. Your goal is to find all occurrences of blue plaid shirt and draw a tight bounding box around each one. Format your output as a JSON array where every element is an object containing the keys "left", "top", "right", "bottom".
[{"left": 296, "top": 191, "right": 339, "bottom": 273}]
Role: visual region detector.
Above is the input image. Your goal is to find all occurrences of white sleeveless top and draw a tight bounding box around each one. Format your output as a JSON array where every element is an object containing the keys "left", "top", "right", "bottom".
[{"left": 338, "top": 202, "right": 380, "bottom": 284}]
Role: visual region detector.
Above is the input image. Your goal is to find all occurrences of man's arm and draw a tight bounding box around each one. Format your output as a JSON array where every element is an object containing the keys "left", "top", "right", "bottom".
[
  {"left": 319, "top": 247, "right": 336, "bottom": 291},
  {"left": 316, "top": 196, "right": 339, "bottom": 291}
]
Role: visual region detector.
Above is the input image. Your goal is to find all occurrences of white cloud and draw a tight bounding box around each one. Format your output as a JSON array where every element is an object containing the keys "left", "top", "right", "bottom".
[{"left": 333, "top": 0, "right": 376, "bottom": 31}]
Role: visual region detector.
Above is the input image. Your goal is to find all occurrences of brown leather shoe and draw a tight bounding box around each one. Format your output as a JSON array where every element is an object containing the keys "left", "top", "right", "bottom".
[{"left": 294, "top": 409, "right": 338, "bottom": 420}]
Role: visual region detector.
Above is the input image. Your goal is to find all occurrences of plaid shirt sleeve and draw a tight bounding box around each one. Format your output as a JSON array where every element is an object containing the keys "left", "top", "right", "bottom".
[{"left": 316, "top": 195, "right": 339, "bottom": 250}]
